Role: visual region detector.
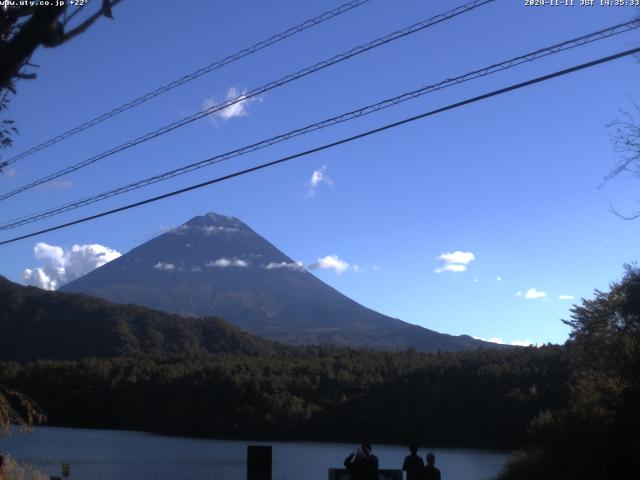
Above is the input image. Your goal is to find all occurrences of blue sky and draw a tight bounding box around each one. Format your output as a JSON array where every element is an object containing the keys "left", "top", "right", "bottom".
[{"left": 1, "top": 0, "right": 639, "bottom": 346}]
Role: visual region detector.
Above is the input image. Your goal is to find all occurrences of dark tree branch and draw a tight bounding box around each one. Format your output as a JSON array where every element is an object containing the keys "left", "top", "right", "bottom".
[
  {"left": 609, "top": 204, "right": 640, "bottom": 221},
  {"left": 13, "top": 72, "right": 36, "bottom": 80},
  {"left": 605, "top": 100, "right": 640, "bottom": 186},
  {"left": 0, "top": 0, "right": 123, "bottom": 157},
  {"left": 54, "top": 0, "right": 122, "bottom": 46},
  {"left": 0, "top": 0, "right": 123, "bottom": 90}
]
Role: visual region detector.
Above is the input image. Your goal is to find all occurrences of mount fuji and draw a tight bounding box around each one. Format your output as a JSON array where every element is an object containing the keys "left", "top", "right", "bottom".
[{"left": 60, "top": 213, "right": 495, "bottom": 351}]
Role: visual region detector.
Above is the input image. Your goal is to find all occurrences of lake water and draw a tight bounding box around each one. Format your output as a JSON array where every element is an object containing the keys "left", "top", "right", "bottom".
[{"left": 0, "top": 427, "right": 510, "bottom": 480}]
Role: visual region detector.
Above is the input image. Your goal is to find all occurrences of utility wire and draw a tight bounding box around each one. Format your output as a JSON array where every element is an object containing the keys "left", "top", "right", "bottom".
[
  {"left": 1, "top": 19, "right": 638, "bottom": 231},
  {"left": 1, "top": 46, "right": 638, "bottom": 246},
  {"left": 0, "top": 0, "right": 371, "bottom": 169},
  {"left": 0, "top": 0, "right": 496, "bottom": 202}
]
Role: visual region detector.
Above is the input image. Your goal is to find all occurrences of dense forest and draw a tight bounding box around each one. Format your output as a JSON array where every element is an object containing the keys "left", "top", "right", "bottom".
[
  {"left": 499, "top": 265, "right": 640, "bottom": 479},
  {"left": 2, "top": 266, "right": 639, "bottom": 477},
  {"left": 0, "top": 346, "right": 568, "bottom": 448},
  {"left": 0, "top": 275, "right": 283, "bottom": 361}
]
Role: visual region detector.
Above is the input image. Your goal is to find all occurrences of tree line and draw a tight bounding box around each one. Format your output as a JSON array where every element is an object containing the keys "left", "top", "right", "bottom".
[
  {"left": 0, "top": 345, "right": 568, "bottom": 449},
  {"left": 499, "top": 265, "right": 640, "bottom": 479}
]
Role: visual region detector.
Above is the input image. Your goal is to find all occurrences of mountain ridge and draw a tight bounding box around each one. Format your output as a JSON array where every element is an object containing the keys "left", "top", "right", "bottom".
[
  {"left": 0, "top": 274, "right": 280, "bottom": 361},
  {"left": 60, "top": 212, "right": 501, "bottom": 352}
]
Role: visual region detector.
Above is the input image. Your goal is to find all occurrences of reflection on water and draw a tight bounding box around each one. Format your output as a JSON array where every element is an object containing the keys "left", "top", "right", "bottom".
[{"left": 0, "top": 427, "right": 510, "bottom": 480}]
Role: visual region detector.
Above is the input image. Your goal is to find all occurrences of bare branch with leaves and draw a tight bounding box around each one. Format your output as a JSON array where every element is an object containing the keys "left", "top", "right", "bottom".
[
  {"left": 0, "top": 0, "right": 123, "bottom": 165},
  {"left": 606, "top": 99, "right": 640, "bottom": 219},
  {"left": 0, "top": 385, "right": 45, "bottom": 436}
]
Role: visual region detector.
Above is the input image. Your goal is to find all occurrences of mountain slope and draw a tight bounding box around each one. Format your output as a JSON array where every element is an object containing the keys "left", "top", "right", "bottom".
[
  {"left": 60, "top": 213, "right": 497, "bottom": 352},
  {"left": 0, "top": 275, "right": 278, "bottom": 361}
]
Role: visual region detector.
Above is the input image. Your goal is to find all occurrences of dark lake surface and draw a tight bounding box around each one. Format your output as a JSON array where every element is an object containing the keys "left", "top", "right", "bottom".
[{"left": 1, "top": 426, "right": 510, "bottom": 480}]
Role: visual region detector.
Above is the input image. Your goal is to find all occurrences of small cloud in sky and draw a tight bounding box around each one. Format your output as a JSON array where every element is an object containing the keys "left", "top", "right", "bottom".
[
  {"left": 473, "top": 277, "right": 479, "bottom": 283},
  {"left": 516, "top": 291, "right": 522, "bottom": 297},
  {"left": 306, "top": 166, "right": 333, "bottom": 197},
  {"left": 264, "top": 261, "right": 305, "bottom": 271},
  {"left": 264, "top": 256, "right": 370, "bottom": 275},
  {"left": 154, "top": 262, "right": 175, "bottom": 271},
  {"left": 206, "top": 258, "right": 249, "bottom": 268},
  {"left": 203, "top": 86, "right": 260, "bottom": 122},
  {"left": 474, "top": 336, "right": 538, "bottom": 347},
  {"left": 496, "top": 276, "right": 502, "bottom": 282},
  {"left": 23, "top": 242, "right": 121, "bottom": 290},
  {"left": 434, "top": 250, "right": 475, "bottom": 273},
  {"left": 0, "top": 166, "right": 16, "bottom": 178},
  {"left": 309, "top": 254, "right": 350, "bottom": 275},
  {"left": 558, "top": 294, "right": 575, "bottom": 301},
  {"left": 35, "top": 179, "right": 73, "bottom": 190},
  {"left": 524, "top": 288, "right": 547, "bottom": 300}
]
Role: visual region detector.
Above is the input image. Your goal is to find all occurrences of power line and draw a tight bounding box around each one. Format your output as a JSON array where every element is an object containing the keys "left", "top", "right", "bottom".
[
  {"left": 1, "top": 19, "right": 637, "bottom": 231},
  {"left": 0, "top": 0, "right": 496, "bottom": 202},
  {"left": 0, "top": 0, "right": 371, "bottom": 169},
  {"left": 2, "top": 45, "right": 638, "bottom": 246}
]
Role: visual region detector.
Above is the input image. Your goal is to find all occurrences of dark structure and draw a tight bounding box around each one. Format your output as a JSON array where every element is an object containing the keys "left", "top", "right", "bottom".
[{"left": 247, "top": 445, "right": 271, "bottom": 480}]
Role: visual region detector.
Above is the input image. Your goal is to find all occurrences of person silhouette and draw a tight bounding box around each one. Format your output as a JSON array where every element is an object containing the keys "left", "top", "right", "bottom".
[
  {"left": 402, "top": 444, "right": 424, "bottom": 480},
  {"left": 423, "top": 452, "right": 441, "bottom": 480},
  {"left": 344, "top": 443, "right": 379, "bottom": 480}
]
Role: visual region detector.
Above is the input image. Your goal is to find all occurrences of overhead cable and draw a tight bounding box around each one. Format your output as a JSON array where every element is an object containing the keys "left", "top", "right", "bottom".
[
  {"left": 0, "top": 0, "right": 372, "bottom": 168},
  {"left": 1, "top": 18, "right": 637, "bottom": 231},
  {"left": 2, "top": 45, "right": 638, "bottom": 246},
  {"left": 0, "top": 0, "right": 496, "bottom": 202}
]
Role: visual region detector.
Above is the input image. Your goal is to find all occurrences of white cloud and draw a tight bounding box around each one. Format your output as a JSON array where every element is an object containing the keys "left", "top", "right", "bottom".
[
  {"left": 558, "top": 294, "right": 575, "bottom": 301},
  {"left": 306, "top": 166, "right": 333, "bottom": 197},
  {"left": 22, "top": 268, "right": 58, "bottom": 291},
  {"left": 206, "top": 258, "right": 249, "bottom": 268},
  {"left": 171, "top": 225, "right": 240, "bottom": 236},
  {"left": 203, "top": 86, "right": 260, "bottom": 122},
  {"left": 202, "top": 226, "right": 239, "bottom": 235},
  {"left": 438, "top": 251, "right": 475, "bottom": 265},
  {"left": 496, "top": 276, "right": 502, "bottom": 282},
  {"left": 153, "top": 262, "right": 175, "bottom": 271},
  {"left": 22, "top": 242, "right": 121, "bottom": 290},
  {"left": 473, "top": 336, "right": 505, "bottom": 345},
  {"left": 434, "top": 250, "right": 475, "bottom": 274},
  {"left": 1, "top": 167, "right": 16, "bottom": 177},
  {"left": 435, "top": 264, "right": 467, "bottom": 273},
  {"left": 474, "top": 336, "right": 538, "bottom": 347},
  {"left": 524, "top": 288, "right": 547, "bottom": 300},
  {"left": 516, "top": 291, "right": 523, "bottom": 297},
  {"left": 35, "top": 179, "right": 73, "bottom": 190},
  {"left": 264, "top": 261, "right": 305, "bottom": 271},
  {"left": 309, "top": 255, "right": 350, "bottom": 275}
]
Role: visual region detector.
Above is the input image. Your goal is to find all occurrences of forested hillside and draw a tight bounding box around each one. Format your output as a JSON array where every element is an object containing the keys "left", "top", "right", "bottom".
[
  {"left": 0, "top": 346, "right": 569, "bottom": 448},
  {"left": 499, "top": 266, "right": 640, "bottom": 479},
  {"left": 0, "top": 275, "right": 281, "bottom": 361}
]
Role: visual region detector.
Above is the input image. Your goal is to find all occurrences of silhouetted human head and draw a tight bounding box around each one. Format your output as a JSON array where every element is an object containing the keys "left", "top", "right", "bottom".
[
  {"left": 426, "top": 453, "right": 436, "bottom": 466},
  {"left": 361, "top": 443, "right": 372, "bottom": 454},
  {"left": 409, "top": 444, "right": 419, "bottom": 454}
]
